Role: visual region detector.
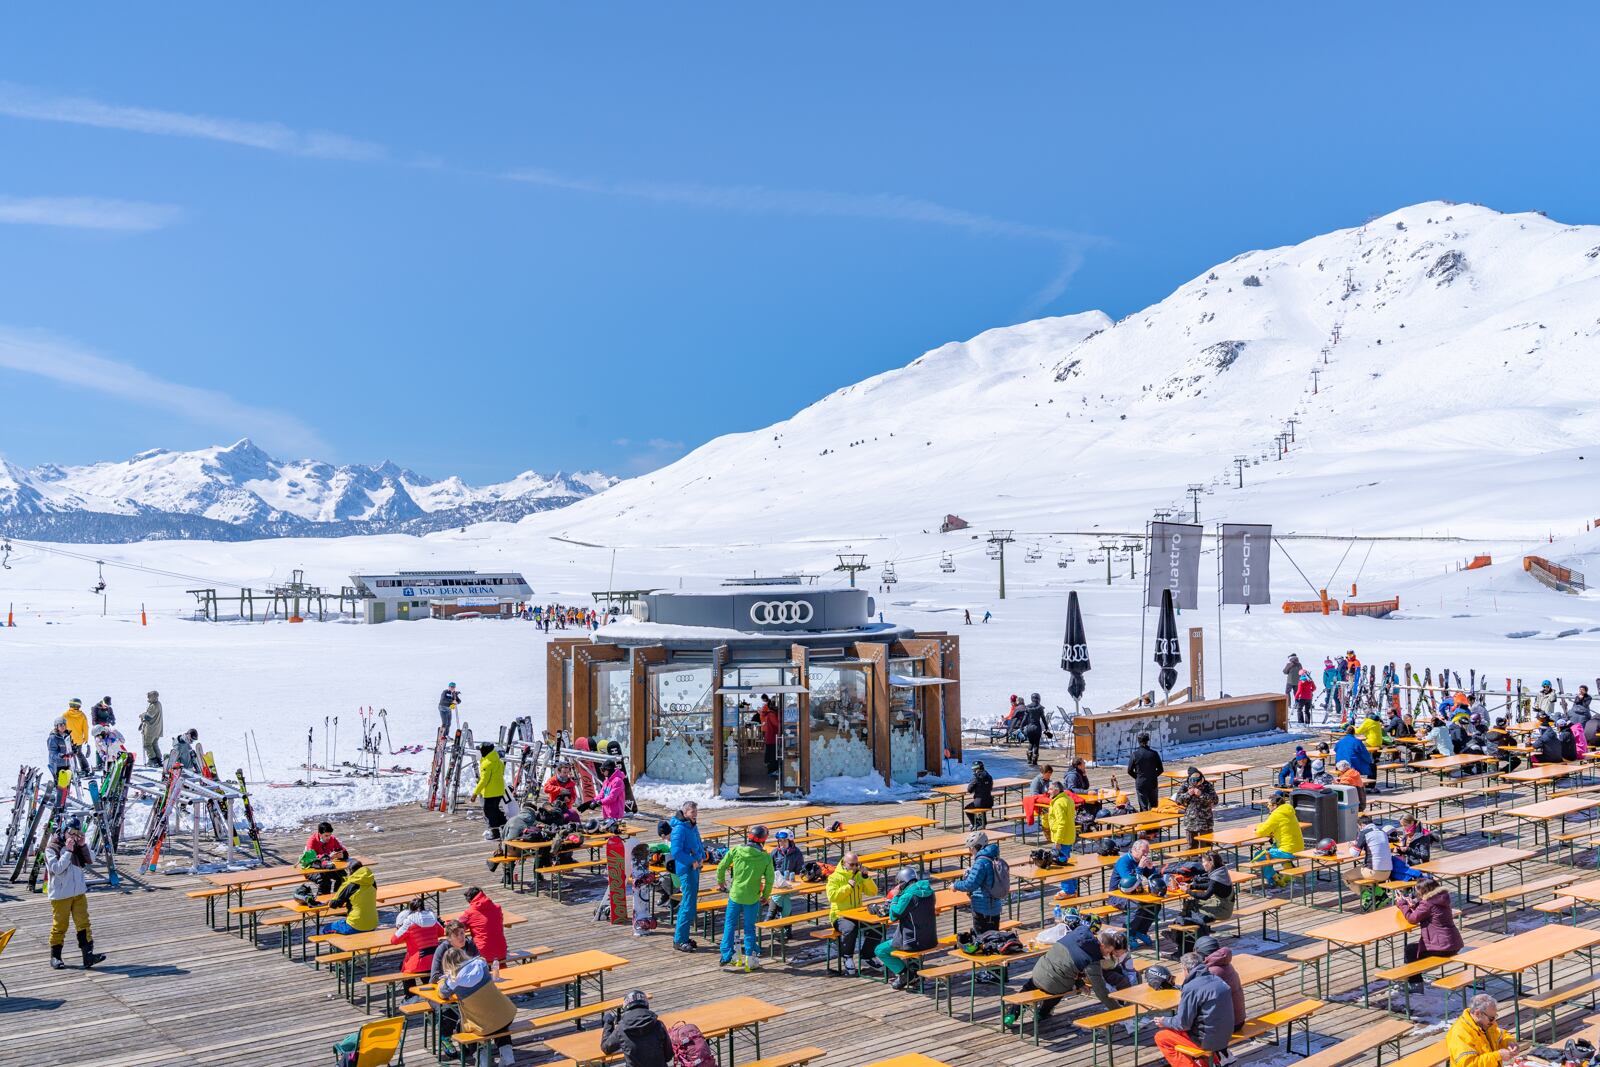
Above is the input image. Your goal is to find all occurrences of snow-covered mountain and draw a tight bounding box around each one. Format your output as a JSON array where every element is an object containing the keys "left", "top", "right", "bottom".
[
  {"left": 525, "top": 200, "right": 1600, "bottom": 550},
  {"left": 0, "top": 439, "right": 615, "bottom": 542}
]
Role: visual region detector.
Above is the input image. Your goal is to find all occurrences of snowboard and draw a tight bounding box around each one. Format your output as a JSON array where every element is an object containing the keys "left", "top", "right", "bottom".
[{"left": 604, "top": 834, "right": 628, "bottom": 925}]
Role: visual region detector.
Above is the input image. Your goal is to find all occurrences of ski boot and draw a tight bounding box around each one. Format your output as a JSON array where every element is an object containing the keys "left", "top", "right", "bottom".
[{"left": 78, "top": 931, "right": 106, "bottom": 968}]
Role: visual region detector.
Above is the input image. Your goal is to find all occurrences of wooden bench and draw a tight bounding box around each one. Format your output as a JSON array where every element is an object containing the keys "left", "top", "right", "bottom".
[
  {"left": 1433, "top": 970, "right": 1478, "bottom": 1017},
  {"left": 1388, "top": 1041, "right": 1447, "bottom": 1067},
  {"left": 1229, "top": 897, "right": 1286, "bottom": 941},
  {"left": 533, "top": 858, "right": 607, "bottom": 900},
  {"left": 1295, "top": 1017, "right": 1413, "bottom": 1067},
  {"left": 756, "top": 907, "right": 831, "bottom": 961},
  {"left": 1002, "top": 987, "right": 1058, "bottom": 1045},
  {"left": 1523, "top": 975, "right": 1600, "bottom": 1043},
  {"left": 1229, "top": 998, "right": 1324, "bottom": 1056},
  {"left": 1375, "top": 948, "right": 1476, "bottom": 1018},
  {"left": 1534, "top": 896, "right": 1580, "bottom": 924},
  {"left": 1286, "top": 941, "right": 1331, "bottom": 996},
  {"left": 1482, "top": 872, "right": 1580, "bottom": 929},
  {"left": 1074, "top": 1004, "right": 1137, "bottom": 1067},
  {"left": 737, "top": 1046, "right": 828, "bottom": 1067}
]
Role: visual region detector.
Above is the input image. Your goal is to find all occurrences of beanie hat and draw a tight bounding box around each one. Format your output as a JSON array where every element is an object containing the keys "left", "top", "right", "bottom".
[{"left": 1193, "top": 935, "right": 1222, "bottom": 957}]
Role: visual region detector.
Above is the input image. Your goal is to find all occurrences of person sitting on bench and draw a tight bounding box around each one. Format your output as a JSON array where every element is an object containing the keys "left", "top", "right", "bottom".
[
  {"left": 1395, "top": 876, "right": 1462, "bottom": 991},
  {"left": 1152, "top": 951, "right": 1236, "bottom": 1067},
  {"left": 301, "top": 821, "right": 349, "bottom": 895},
  {"left": 1005, "top": 926, "right": 1128, "bottom": 1030}
]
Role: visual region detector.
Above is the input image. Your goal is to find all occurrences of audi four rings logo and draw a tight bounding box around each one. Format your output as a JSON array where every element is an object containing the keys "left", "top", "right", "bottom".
[{"left": 749, "top": 600, "right": 815, "bottom": 626}]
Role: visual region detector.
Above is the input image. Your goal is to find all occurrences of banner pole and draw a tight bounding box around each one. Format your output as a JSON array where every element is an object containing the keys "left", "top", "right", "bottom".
[
  {"left": 1138, "top": 521, "right": 1151, "bottom": 701},
  {"left": 1216, "top": 524, "right": 1224, "bottom": 699}
]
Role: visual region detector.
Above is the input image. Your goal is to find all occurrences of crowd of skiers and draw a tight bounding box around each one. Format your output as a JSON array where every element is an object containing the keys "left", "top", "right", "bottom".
[{"left": 519, "top": 604, "right": 616, "bottom": 632}]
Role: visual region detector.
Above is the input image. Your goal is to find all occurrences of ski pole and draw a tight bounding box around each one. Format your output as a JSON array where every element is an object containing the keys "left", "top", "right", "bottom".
[{"left": 332, "top": 716, "right": 339, "bottom": 765}]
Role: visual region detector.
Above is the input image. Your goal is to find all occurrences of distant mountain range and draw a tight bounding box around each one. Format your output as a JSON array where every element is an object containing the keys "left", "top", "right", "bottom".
[{"left": 0, "top": 439, "right": 615, "bottom": 543}]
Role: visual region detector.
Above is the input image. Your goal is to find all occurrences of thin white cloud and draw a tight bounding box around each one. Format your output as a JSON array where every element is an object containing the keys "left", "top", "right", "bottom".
[
  {"left": 505, "top": 166, "right": 1096, "bottom": 246},
  {"left": 0, "top": 194, "right": 180, "bottom": 232},
  {"left": 0, "top": 82, "right": 384, "bottom": 161},
  {"left": 645, "top": 438, "right": 684, "bottom": 451},
  {"left": 1021, "top": 247, "right": 1088, "bottom": 317},
  {"left": 0, "top": 325, "right": 330, "bottom": 456}
]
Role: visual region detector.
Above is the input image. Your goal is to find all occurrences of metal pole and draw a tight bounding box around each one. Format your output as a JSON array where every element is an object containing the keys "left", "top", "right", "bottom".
[
  {"left": 1216, "top": 523, "right": 1224, "bottom": 698},
  {"left": 998, "top": 541, "right": 1006, "bottom": 600}
]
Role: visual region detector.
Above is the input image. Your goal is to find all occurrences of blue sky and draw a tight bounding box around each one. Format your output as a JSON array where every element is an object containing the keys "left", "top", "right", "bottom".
[{"left": 1, "top": 5, "right": 1596, "bottom": 481}]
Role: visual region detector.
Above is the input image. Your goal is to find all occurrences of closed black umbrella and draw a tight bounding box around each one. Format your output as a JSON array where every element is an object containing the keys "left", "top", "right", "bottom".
[
  {"left": 1154, "top": 587, "right": 1182, "bottom": 700},
  {"left": 1060, "top": 591, "right": 1091, "bottom": 713}
]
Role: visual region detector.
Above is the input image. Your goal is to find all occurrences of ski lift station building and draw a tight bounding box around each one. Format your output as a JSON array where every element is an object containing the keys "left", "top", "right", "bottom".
[
  {"left": 349, "top": 570, "right": 532, "bottom": 623},
  {"left": 544, "top": 587, "right": 962, "bottom": 800}
]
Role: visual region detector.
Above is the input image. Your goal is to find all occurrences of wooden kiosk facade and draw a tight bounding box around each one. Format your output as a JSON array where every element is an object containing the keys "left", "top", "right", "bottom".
[{"left": 544, "top": 588, "right": 962, "bottom": 799}]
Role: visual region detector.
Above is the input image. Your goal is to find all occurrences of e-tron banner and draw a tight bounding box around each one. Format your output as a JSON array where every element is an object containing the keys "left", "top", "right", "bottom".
[
  {"left": 1219, "top": 523, "right": 1272, "bottom": 605},
  {"left": 1146, "top": 521, "right": 1203, "bottom": 610}
]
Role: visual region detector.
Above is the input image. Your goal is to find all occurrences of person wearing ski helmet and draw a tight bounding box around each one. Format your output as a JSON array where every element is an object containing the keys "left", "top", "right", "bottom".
[
  {"left": 715, "top": 825, "right": 774, "bottom": 969},
  {"left": 600, "top": 989, "right": 673, "bottom": 1067},
  {"left": 90, "top": 696, "right": 115, "bottom": 728}
]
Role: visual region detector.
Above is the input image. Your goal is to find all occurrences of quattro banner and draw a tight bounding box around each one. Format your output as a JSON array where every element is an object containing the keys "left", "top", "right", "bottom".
[{"left": 1145, "top": 520, "right": 1202, "bottom": 609}]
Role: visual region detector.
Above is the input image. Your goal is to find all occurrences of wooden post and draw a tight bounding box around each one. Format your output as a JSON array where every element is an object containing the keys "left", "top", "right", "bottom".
[{"left": 1187, "top": 627, "right": 1205, "bottom": 700}]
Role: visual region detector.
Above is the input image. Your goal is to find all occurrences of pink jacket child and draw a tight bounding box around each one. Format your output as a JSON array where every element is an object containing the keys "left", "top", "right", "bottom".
[{"left": 599, "top": 763, "right": 629, "bottom": 820}]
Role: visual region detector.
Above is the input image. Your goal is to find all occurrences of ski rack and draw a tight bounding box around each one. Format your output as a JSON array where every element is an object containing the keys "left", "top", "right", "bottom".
[{"left": 127, "top": 764, "right": 257, "bottom": 873}]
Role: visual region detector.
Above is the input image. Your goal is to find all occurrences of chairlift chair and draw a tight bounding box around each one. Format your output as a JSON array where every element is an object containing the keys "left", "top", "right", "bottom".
[
  {"left": 90, "top": 560, "right": 106, "bottom": 595},
  {"left": 939, "top": 552, "right": 955, "bottom": 573},
  {"left": 1056, "top": 553, "right": 1069, "bottom": 569}
]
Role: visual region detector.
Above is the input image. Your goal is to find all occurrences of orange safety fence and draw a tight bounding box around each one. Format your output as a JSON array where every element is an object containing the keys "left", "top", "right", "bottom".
[
  {"left": 1282, "top": 599, "right": 1340, "bottom": 614},
  {"left": 1342, "top": 598, "right": 1399, "bottom": 617},
  {"left": 1464, "top": 555, "right": 1492, "bottom": 570}
]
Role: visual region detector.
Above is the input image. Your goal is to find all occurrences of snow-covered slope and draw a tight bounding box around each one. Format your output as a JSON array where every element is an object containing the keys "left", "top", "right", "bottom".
[
  {"left": 529, "top": 201, "right": 1600, "bottom": 548},
  {"left": 1, "top": 439, "right": 617, "bottom": 542}
]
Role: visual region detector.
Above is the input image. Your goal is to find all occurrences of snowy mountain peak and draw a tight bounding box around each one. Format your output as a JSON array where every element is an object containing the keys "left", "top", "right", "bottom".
[
  {"left": 3, "top": 442, "right": 615, "bottom": 542},
  {"left": 528, "top": 200, "right": 1600, "bottom": 544}
]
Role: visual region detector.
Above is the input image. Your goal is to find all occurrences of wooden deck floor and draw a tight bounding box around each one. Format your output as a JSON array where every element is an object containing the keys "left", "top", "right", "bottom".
[{"left": 3, "top": 733, "right": 1597, "bottom": 1066}]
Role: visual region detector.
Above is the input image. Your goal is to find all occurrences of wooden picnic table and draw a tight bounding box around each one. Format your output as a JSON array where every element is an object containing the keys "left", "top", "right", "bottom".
[
  {"left": 1502, "top": 795, "right": 1600, "bottom": 848},
  {"left": 807, "top": 814, "right": 935, "bottom": 859},
  {"left": 1501, "top": 763, "right": 1583, "bottom": 801},
  {"left": 1094, "top": 809, "right": 1180, "bottom": 831},
  {"left": 197, "top": 859, "right": 360, "bottom": 929},
  {"left": 861, "top": 1057, "right": 951, "bottom": 1067},
  {"left": 1408, "top": 753, "right": 1491, "bottom": 778},
  {"left": 1304, "top": 905, "right": 1415, "bottom": 1006},
  {"left": 926, "top": 778, "right": 1029, "bottom": 825},
  {"left": 413, "top": 948, "right": 630, "bottom": 1057},
  {"left": 1113, "top": 953, "right": 1294, "bottom": 1065},
  {"left": 1453, "top": 924, "right": 1600, "bottom": 1039},
  {"left": 1161, "top": 763, "right": 1253, "bottom": 789},
  {"left": 1414, "top": 845, "right": 1534, "bottom": 903},
  {"left": 715, "top": 806, "right": 836, "bottom": 837},
  {"left": 271, "top": 876, "right": 462, "bottom": 959},
  {"left": 1015, "top": 855, "right": 1116, "bottom": 924},
  {"left": 315, "top": 912, "right": 530, "bottom": 998},
  {"left": 882, "top": 830, "right": 1013, "bottom": 864},
  {"left": 1366, "top": 786, "right": 1470, "bottom": 819},
  {"left": 544, "top": 994, "right": 785, "bottom": 1066}
]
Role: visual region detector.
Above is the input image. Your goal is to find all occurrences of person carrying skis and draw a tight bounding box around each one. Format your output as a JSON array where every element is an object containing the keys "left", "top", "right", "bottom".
[
  {"left": 438, "top": 683, "right": 462, "bottom": 731},
  {"left": 1013, "top": 693, "right": 1048, "bottom": 766},
  {"left": 138, "top": 690, "right": 163, "bottom": 766},
  {"left": 45, "top": 818, "right": 106, "bottom": 970},
  {"left": 90, "top": 696, "right": 115, "bottom": 728}
]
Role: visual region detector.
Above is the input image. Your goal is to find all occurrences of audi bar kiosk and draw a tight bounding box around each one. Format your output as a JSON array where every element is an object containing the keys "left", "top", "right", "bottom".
[{"left": 545, "top": 587, "right": 962, "bottom": 800}]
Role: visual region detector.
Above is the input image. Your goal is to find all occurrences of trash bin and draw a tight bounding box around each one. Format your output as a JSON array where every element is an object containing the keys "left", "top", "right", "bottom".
[
  {"left": 1292, "top": 787, "right": 1338, "bottom": 842},
  {"left": 1328, "top": 783, "right": 1361, "bottom": 841}
]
